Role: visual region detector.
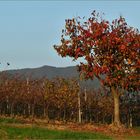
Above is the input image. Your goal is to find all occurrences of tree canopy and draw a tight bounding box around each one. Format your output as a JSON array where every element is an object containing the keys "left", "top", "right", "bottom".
[{"left": 54, "top": 11, "right": 140, "bottom": 92}]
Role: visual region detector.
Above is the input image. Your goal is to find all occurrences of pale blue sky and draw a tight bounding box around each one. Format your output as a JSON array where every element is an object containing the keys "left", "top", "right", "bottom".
[{"left": 0, "top": 1, "right": 140, "bottom": 70}]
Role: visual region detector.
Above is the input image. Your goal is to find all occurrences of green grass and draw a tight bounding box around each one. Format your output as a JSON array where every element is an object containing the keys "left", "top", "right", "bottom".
[
  {"left": 0, "top": 117, "right": 112, "bottom": 139},
  {"left": 0, "top": 124, "right": 112, "bottom": 139},
  {"left": 1, "top": 117, "right": 140, "bottom": 139},
  {"left": 0, "top": 117, "right": 24, "bottom": 124}
]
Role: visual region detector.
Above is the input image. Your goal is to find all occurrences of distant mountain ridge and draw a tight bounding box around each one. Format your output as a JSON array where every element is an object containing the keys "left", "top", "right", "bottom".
[{"left": 5, "top": 65, "right": 100, "bottom": 89}]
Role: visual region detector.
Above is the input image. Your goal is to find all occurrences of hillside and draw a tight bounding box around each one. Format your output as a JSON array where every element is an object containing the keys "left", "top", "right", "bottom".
[{"left": 5, "top": 65, "right": 100, "bottom": 89}]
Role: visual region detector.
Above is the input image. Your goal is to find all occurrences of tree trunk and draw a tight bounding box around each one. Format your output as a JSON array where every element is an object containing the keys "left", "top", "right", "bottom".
[
  {"left": 10, "top": 103, "right": 14, "bottom": 117},
  {"left": 23, "top": 104, "right": 26, "bottom": 116},
  {"left": 31, "top": 104, "right": 34, "bottom": 118},
  {"left": 111, "top": 115, "right": 114, "bottom": 124},
  {"left": 44, "top": 105, "right": 49, "bottom": 122},
  {"left": 6, "top": 96, "right": 9, "bottom": 115},
  {"left": 63, "top": 107, "right": 66, "bottom": 122},
  {"left": 78, "top": 90, "right": 81, "bottom": 123},
  {"left": 111, "top": 86, "right": 120, "bottom": 126},
  {"left": 129, "top": 113, "right": 133, "bottom": 128},
  {"left": 84, "top": 88, "right": 87, "bottom": 122},
  {"left": 43, "top": 102, "right": 47, "bottom": 118},
  {"left": 28, "top": 104, "right": 31, "bottom": 116}
]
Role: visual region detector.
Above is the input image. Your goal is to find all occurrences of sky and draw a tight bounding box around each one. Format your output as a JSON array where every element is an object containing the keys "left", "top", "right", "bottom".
[{"left": 0, "top": 0, "right": 140, "bottom": 70}]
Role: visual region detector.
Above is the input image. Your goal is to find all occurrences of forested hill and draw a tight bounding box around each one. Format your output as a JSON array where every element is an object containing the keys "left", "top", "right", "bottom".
[{"left": 5, "top": 65, "right": 100, "bottom": 89}]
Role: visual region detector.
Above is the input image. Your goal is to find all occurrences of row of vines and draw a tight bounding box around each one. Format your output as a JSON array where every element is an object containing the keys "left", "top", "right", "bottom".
[{"left": 0, "top": 73, "right": 139, "bottom": 127}]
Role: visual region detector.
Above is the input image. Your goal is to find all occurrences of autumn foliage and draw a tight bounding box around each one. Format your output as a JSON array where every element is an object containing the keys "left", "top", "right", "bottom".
[
  {"left": 54, "top": 11, "right": 140, "bottom": 126},
  {"left": 54, "top": 11, "right": 139, "bottom": 91},
  {"left": 0, "top": 73, "right": 139, "bottom": 126}
]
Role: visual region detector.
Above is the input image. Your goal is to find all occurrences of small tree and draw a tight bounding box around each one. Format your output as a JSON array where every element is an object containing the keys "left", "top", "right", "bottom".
[{"left": 54, "top": 11, "right": 140, "bottom": 126}]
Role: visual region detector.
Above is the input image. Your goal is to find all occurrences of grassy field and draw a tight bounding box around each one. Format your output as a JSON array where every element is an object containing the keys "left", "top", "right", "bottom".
[
  {"left": 0, "top": 117, "right": 140, "bottom": 140},
  {"left": 0, "top": 125, "right": 112, "bottom": 139},
  {"left": 0, "top": 117, "right": 112, "bottom": 139}
]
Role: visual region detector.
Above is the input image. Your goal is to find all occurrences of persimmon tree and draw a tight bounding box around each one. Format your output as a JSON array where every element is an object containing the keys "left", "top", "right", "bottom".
[{"left": 54, "top": 11, "right": 140, "bottom": 126}]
